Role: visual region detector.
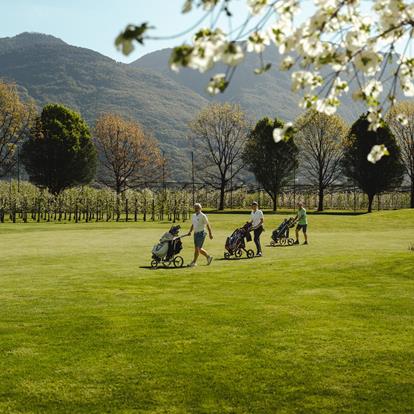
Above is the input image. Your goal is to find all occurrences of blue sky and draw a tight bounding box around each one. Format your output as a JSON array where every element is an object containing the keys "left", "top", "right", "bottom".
[
  {"left": 3, "top": 1, "right": 408, "bottom": 62},
  {"left": 1, "top": 0, "right": 243, "bottom": 62}
]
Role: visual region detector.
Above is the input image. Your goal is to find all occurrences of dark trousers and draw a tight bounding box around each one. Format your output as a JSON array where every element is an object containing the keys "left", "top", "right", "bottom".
[{"left": 253, "top": 226, "right": 263, "bottom": 254}]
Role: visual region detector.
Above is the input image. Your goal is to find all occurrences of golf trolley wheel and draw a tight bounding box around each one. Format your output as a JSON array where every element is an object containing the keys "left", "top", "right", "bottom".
[
  {"left": 224, "top": 252, "right": 231, "bottom": 260},
  {"left": 270, "top": 240, "right": 276, "bottom": 247},
  {"left": 163, "top": 260, "right": 173, "bottom": 268},
  {"left": 151, "top": 259, "right": 159, "bottom": 269},
  {"left": 235, "top": 249, "right": 243, "bottom": 258},
  {"left": 173, "top": 256, "right": 184, "bottom": 268},
  {"left": 288, "top": 238, "right": 295, "bottom": 246},
  {"left": 280, "top": 238, "right": 287, "bottom": 246},
  {"left": 247, "top": 249, "right": 255, "bottom": 259}
]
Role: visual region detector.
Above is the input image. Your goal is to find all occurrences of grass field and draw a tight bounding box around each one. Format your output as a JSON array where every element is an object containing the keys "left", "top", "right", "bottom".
[{"left": 0, "top": 210, "right": 413, "bottom": 414}]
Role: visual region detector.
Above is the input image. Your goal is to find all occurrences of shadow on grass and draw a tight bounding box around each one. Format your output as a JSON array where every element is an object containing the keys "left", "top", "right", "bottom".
[{"left": 139, "top": 265, "right": 188, "bottom": 270}]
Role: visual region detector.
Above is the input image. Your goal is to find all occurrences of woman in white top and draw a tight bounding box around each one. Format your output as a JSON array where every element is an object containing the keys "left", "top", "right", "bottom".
[
  {"left": 186, "top": 203, "right": 213, "bottom": 267},
  {"left": 249, "top": 201, "right": 264, "bottom": 257}
]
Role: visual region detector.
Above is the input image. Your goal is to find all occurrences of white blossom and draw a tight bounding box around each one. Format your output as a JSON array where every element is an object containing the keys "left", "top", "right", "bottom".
[
  {"left": 222, "top": 42, "right": 244, "bottom": 66},
  {"left": 299, "top": 36, "right": 324, "bottom": 58},
  {"left": 401, "top": 80, "right": 414, "bottom": 97},
  {"left": 268, "top": 19, "right": 293, "bottom": 48},
  {"left": 201, "top": 0, "right": 218, "bottom": 11},
  {"left": 247, "top": 0, "right": 268, "bottom": 15},
  {"left": 273, "top": 122, "right": 294, "bottom": 143},
  {"left": 367, "top": 144, "right": 389, "bottom": 163},
  {"left": 274, "top": 0, "right": 300, "bottom": 20},
  {"left": 363, "top": 80, "right": 383, "bottom": 100},
  {"left": 314, "top": 0, "right": 340, "bottom": 10},
  {"left": 157, "top": 0, "right": 414, "bottom": 132},
  {"left": 354, "top": 50, "right": 383, "bottom": 76},
  {"left": 367, "top": 109, "right": 383, "bottom": 131},
  {"left": 316, "top": 97, "right": 339, "bottom": 115},
  {"left": 291, "top": 71, "right": 322, "bottom": 92},
  {"left": 396, "top": 113, "right": 409, "bottom": 126},
  {"left": 280, "top": 56, "right": 295, "bottom": 71},
  {"left": 247, "top": 32, "right": 270, "bottom": 53},
  {"left": 207, "top": 73, "right": 227, "bottom": 95},
  {"left": 299, "top": 94, "right": 317, "bottom": 109},
  {"left": 344, "top": 30, "right": 369, "bottom": 52}
]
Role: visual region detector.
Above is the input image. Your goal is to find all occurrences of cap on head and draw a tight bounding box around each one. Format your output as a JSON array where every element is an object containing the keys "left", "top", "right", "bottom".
[
  {"left": 252, "top": 201, "right": 258, "bottom": 206},
  {"left": 194, "top": 203, "right": 202, "bottom": 210}
]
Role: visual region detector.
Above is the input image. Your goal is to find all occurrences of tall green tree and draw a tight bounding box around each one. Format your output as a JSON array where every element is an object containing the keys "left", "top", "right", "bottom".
[
  {"left": 243, "top": 117, "right": 298, "bottom": 211},
  {"left": 341, "top": 114, "right": 405, "bottom": 213},
  {"left": 21, "top": 104, "right": 97, "bottom": 194}
]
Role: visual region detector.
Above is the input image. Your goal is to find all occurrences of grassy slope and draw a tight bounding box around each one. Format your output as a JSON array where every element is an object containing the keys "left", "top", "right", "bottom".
[{"left": 0, "top": 211, "right": 413, "bottom": 414}]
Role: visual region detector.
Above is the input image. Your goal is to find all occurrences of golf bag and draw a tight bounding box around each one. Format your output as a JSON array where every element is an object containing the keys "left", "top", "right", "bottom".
[
  {"left": 270, "top": 217, "right": 296, "bottom": 246},
  {"left": 224, "top": 222, "right": 255, "bottom": 259},
  {"left": 151, "top": 225, "right": 185, "bottom": 268}
]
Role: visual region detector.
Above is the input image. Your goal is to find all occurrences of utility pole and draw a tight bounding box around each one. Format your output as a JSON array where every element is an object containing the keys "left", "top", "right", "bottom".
[
  {"left": 230, "top": 162, "right": 233, "bottom": 210},
  {"left": 17, "top": 145, "right": 20, "bottom": 193},
  {"left": 191, "top": 151, "right": 195, "bottom": 205},
  {"left": 161, "top": 150, "right": 166, "bottom": 221},
  {"left": 353, "top": 182, "right": 357, "bottom": 212},
  {"left": 162, "top": 150, "right": 166, "bottom": 197},
  {"left": 293, "top": 164, "right": 296, "bottom": 213}
]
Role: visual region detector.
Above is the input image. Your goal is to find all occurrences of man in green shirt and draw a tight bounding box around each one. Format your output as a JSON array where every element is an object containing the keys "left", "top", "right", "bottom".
[{"left": 294, "top": 202, "right": 308, "bottom": 245}]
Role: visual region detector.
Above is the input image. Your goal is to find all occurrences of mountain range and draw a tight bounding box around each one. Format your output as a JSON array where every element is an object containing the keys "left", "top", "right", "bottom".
[{"left": 0, "top": 32, "right": 369, "bottom": 181}]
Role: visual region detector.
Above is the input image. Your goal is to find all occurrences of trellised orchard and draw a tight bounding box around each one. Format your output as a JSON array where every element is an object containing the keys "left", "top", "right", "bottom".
[{"left": 0, "top": 181, "right": 410, "bottom": 224}]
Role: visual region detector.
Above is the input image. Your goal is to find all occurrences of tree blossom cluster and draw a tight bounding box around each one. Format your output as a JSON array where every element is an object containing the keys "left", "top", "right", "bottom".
[{"left": 116, "top": 0, "right": 414, "bottom": 163}]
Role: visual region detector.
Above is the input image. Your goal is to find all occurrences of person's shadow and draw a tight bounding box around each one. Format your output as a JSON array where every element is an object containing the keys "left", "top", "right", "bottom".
[{"left": 139, "top": 265, "right": 187, "bottom": 270}]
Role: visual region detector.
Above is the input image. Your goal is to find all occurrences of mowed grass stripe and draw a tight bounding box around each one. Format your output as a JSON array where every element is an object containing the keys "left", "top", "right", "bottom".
[{"left": 0, "top": 210, "right": 413, "bottom": 413}]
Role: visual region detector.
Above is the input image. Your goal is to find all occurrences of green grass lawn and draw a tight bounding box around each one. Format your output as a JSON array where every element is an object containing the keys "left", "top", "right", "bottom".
[{"left": 0, "top": 210, "right": 413, "bottom": 414}]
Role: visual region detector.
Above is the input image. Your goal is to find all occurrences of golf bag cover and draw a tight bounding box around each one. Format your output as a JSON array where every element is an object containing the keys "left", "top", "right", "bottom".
[{"left": 152, "top": 242, "right": 169, "bottom": 258}]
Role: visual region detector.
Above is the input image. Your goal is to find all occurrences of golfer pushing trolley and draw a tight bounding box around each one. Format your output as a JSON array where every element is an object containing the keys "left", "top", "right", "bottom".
[{"left": 186, "top": 203, "right": 214, "bottom": 267}]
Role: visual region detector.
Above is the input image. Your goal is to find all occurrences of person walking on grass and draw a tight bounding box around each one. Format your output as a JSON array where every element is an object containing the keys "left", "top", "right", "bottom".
[
  {"left": 294, "top": 202, "right": 308, "bottom": 245},
  {"left": 187, "top": 203, "right": 213, "bottom": 267},
  {"left": 249, "top": 201, "right": 264, "bottom": 257}
]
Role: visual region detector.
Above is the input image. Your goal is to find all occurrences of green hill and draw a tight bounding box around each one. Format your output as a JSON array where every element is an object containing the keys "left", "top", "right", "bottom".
[
  {"left": 0, "top": 33, "right": 209, "bottom": 181},
  {"left": 132, "top": 46, "right": 368, "bottom": 123},
  {"left": 1, "top": 33, "right": 397, "bottom": 183}
]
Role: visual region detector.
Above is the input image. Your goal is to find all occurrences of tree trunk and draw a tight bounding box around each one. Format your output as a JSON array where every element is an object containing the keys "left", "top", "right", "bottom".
[
  {"left": 368, "top": 193, "right": 374, "bottom": 213},
  {"left": 219, "top": 183, "right": 225, "bottom": 211},
  {"left": 411, "top": 178, "right": 414, "bottom": 208},
  {"left": 317, "top": 186, "right": 324, "bottom": 212},
  {"left": 271, "top": 193, "right": 277, "bottom": 212}
]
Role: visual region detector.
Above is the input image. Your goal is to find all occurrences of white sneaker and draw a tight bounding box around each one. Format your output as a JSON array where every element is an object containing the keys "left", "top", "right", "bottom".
[
  {"left": 188, "top": 262, "right": 197, "bottom": 268},
  {"left": 207, "top": 256, "right": 213, "bottom": 265}
]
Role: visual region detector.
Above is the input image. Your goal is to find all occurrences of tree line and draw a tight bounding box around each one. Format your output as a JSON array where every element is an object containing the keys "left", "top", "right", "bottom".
[
  {"left": 0, "top": 81, "right": 164, "bottom": 197},
  {"left": 190, "top": 103, "right": 411, "bottom": 213},
  {"left": 0, "top": 80, "right": 413, "bottom": 213}
]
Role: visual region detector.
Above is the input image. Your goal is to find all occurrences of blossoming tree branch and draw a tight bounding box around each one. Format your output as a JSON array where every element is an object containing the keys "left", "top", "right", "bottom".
[{"left": 115, "top": 0, "right": 414, "bottom": 164}]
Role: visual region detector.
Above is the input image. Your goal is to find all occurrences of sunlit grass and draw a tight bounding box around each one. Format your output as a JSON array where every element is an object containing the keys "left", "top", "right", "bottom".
[{"left": 0, "top": 210, "right": 413, "bottom": 413}]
